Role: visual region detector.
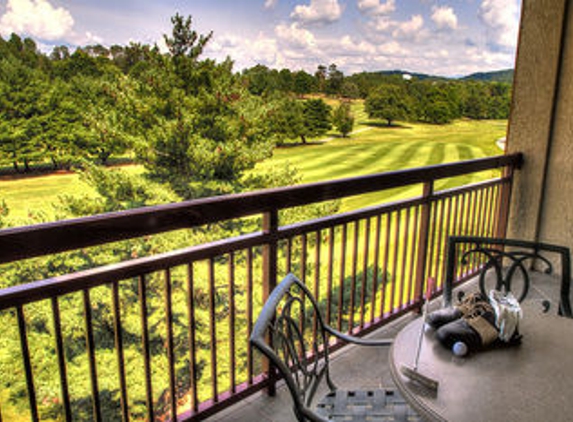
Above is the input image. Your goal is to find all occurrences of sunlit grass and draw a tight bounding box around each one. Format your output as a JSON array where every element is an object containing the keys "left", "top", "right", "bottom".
[
  {"left": 255, "top": 119, "right": 507, "bottom": 211},
  {"left": 0, "top": 117, "right": 507, "bottom": 224}
]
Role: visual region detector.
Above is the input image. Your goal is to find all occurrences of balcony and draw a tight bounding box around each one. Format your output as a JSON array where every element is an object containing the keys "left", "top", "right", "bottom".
[{"left": 0, "top": 154, "right": 521, "bottom": 421}]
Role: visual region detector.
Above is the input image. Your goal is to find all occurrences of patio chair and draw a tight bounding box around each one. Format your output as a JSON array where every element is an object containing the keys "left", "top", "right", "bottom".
[
  {"left": 250, "top": 273, "right": 421, "bottom": 422},
  {"left": 442, "top": 236, "right": 572, "bottom": 317}
]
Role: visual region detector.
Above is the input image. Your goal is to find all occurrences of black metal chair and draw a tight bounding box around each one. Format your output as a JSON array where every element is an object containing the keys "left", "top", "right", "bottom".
[
  {"left": 250, "top": 273, "right": 421, "bottom": 422},
  {"left": 442, "top": 236, "right": 572, "bottom": 317}
]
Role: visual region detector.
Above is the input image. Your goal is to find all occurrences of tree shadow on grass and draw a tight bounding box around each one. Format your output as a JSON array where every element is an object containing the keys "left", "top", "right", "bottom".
[
  {"left": 363, "top": 121, "right": 413, "bottom": 129},
  {"left": 277, "top": 140, "right": 327, "bottom": 148}
]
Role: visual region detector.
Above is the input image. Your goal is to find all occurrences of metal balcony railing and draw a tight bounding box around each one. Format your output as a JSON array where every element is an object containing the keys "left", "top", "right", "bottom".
[{"left": 0, "top": 154, "right": 522, "bottom": 422}]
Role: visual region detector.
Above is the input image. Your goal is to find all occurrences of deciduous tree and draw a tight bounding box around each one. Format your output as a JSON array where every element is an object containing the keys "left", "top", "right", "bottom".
[
  {"left": 365, "top": 84, "right": 411, "bottom": 126},
  {"left": 332, "top": 101, "right": 355, "bottom": 137}
]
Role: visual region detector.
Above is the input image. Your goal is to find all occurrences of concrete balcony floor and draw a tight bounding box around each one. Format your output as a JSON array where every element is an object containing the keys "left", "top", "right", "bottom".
[{"left": 206, "top": 312, "right": 419, "bottom": 422}]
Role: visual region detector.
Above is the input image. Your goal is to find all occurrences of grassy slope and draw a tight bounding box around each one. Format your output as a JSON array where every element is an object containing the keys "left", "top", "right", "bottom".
[
  {"left": 254, "top": 118, "right": 507, "bottom": 211},
  {"left": 0, "top": 166, "right": 141, "bottom": 223},
  {"left": 0, "top": 115, "right": 507, "bottom": 223}
]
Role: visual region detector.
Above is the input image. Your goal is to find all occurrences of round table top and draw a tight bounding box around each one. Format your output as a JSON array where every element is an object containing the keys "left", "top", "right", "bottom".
[{"left": 390, "top": 308, "right": 573, "bottom": 422}]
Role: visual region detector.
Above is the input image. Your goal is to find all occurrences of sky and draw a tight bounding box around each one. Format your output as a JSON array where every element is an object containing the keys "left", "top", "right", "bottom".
[{"left": 0, "top": 0, "right": 522, "bottom": 77}]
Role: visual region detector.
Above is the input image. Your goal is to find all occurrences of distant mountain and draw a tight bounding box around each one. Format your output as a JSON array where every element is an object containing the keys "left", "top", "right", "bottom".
[
  {"left": 372, "top": 70, "right": 445, "bottom": 81},
  {"left": 461, "top": 69, "right": 514, "bottom": 83},
  {"left": 368, "top": 69, "right": 514, "bottom": 83}
]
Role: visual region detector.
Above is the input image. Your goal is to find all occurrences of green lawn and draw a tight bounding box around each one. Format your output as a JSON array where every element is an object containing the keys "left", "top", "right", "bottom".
[
  {"left": 0, "top": 166, "right": 143, "bottom": 223},
  {"left": 0, "top": 118, "right": 507, "bottom": 224},
  {"left": 254, "top": 118, "right": 507, "bottom": 211}
]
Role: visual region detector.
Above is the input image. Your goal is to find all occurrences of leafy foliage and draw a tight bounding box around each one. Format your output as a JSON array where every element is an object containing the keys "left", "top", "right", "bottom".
[
  {"left": 300, "top": 98, "right": 332, "bottom": 143},
  {"left": 365, "top": 84, "right": 411, "bottom": 126},
  {"left": 332, "top": 101, "right": 355, "bottom": 137}
]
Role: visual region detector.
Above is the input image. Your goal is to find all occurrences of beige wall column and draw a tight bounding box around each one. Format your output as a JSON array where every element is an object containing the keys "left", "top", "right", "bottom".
[{"left": 506, "top": 0, "right": 571, "bottom": 248}]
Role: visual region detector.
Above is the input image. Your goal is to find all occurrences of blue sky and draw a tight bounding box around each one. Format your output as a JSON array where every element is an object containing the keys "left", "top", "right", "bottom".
[{"left": 0, "top": 0, "right": 521, "bottom": 77}]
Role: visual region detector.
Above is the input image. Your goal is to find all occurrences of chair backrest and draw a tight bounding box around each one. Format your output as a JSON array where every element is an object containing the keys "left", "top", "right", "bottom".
[
  {"left": 250, "top": 273, "right": 335, "bottom": 422},
  {"left": 443, "top": 236, "right": 572, "bottom": 317}
]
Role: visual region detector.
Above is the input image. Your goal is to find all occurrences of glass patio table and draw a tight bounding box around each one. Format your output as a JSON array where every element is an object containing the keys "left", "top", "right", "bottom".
[{"left": 389, "top": 306, "right": 573, "bottom": 421}]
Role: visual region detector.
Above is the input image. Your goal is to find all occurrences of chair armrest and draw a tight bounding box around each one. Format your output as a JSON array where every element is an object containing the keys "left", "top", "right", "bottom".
[{"left": 324, "top": 324, "right": 393, "bottom": 347}]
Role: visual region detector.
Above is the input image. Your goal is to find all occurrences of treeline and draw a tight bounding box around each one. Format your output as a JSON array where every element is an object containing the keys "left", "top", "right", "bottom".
[
  {"left": 242, "top": 63, "right": 512, "bottom": 124},
  {"left": 1, "top": 20, "right": 510, "bottom": 179},
  {"left": 0, "top": 27, "right": 345, "bottom": 182}
]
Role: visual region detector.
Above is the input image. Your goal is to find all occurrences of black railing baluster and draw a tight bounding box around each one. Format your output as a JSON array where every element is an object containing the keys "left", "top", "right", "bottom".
[
  {"left": 380, "top": 213, "right": 391, "bottom": 315},
  {"left": 389, "top": 211, "right": 400, "bottom": 313},
  {"left": 359, "top": 218, "right": 370, "bottom": 329},
  {"left": 399, "top": 208, "right": 411, "bottom": 308},
  {"left": 186, "top": 263, "right": 199, "bottom": 413},
  {"left": 164, "top": 268, "right": 177, "bottom": 421},
  {"left": 424, "top": 199, "right": 438, "bottom": 284},
  {"left": 262, "top": 210, "right": 278, "bottom": 396},
  {"left": 348, "top": 220, "right": 360, "bottom": 332},
  {"left": 337, "top": 223, "right": 347, "bottom": 333},
  {"left": 371, "top": 215, "right": 382, "bottom": 322},
  {"left": 228, "top": 253, "right": 236, "bottom": 393},
  {"left": 83, "top": 289, "right": 102, "bottom": 422},
  {"left": 112, "top": 281, "right": 129, "bottom": 422},
  {"left": 138, "top": 275, "right": 154, "bottom": 421},
  {"left": 408, "top": 205, "right": 420, "bottom": 305},
  {"left": 246, "top": 248, "right": 254, "bottom": 385},
  {"left": 326, "top": 227, "right": 335, "bottom": 326},
  {"left": 285, "top": 238, "right": 292, "bottom": 274},
  {"left": 313, "top": 231, "right": 321, "bottom": 347},
  {"left": 51, "top": 297, "right": 72, "bottom": 422},
  {"left": 16, "top": 305, "right": 39, "bottom": 422},
  {"left": 208, "top": 258, "right": 218, "bottom": 402}
]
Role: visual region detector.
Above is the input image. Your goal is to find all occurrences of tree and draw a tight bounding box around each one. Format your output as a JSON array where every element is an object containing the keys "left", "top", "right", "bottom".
[
  {"left": 340, "top": 81, "right": 360, "bottom": 99},
  {"left": 332, "top": 101, "right": 355, "bottom": 137},
  {"left": 424, "top": 100, "right": 455, "bottom": 124},
  {"left": 315, "top": 64, "right": 327, "bottom": 93},
  {"left": 164, "top": 13, "right": 212, "bottom": 61},
  {"left": 293, "top": 70, "right": 315, "bottom": 96},
  {"left": 463, "top": 83, "right": 490, "bottom": 119},
  {"left": 277, "top": 68, "right": 293, "bottom": 92},
  {"left": 326, "top": 63, "right": 344, "bottom": 95},
  {"left": 164, "top": 13, "right": 213, "bottom": 94},
  {"left": 0, "top": 57, "right": 49, "bottom": 171},
  {"left": 300, "top": 99, "right": 332, "bottom": 143},
  {"left": 135, "top": 53, "right": 275, "bottom": 198},
  {"left": 242, "top": 64, "right": 272, "bottom": 95},
  {"left": 266, "top": 94, "right": 305, "bottom": 144},
  {"left": 365, "top": 84, "right": 411, "bottom": 126}
]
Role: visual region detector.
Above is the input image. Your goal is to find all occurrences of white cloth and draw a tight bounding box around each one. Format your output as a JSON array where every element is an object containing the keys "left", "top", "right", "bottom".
[{"left": 489, "top": 290, "right": 522, "bottom": 342}]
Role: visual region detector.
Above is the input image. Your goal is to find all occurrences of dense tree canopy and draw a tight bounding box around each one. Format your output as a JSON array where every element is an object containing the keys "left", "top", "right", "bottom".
[
  {"left": 365, "top": 84, "right": 411, "bottom": 126},
  {"left": 0, "top": 18, "right": 512, "bottom": 176}
]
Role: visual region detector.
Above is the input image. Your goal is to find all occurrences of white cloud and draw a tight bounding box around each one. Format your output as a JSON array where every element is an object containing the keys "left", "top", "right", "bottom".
[
  {"left": 84, "top": 31, "right": 103, "bottom": 45},
  {"left": 377, "top": 40, "right": 408, "bottom": 56},
  {"left": 371, "top": 16, "right": 394, "bottom": 32},
  {"left": 339, "top": 35, "right": 376, "bottom": 55},
  {"left": 275, "top": 22, "right": 317, "bottom": 49},
  {"left": 431, "top": 6, "right": 458, "bottom": 31},
  {"left": 392, "top": 14, "right": 424, "bottom": 40},
  {"left": 479, "top": 0, "right": 520, "bottom": 47},
  {"left": 264, "top": 0, "right": 278, "bottom": 9},
  {"left": 0, "top": 0, "right": 74, "bottom": 40},
  {"left": 357, "top": 0, "right": 395, "bottom": 17},
  {"left": 290, "top": 0, "right": 342, "bottom": 25}
]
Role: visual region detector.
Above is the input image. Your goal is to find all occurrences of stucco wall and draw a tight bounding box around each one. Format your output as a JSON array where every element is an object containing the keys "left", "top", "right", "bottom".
[{"left": 506, "top": 0, "right": 573, "bottom": 250}]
